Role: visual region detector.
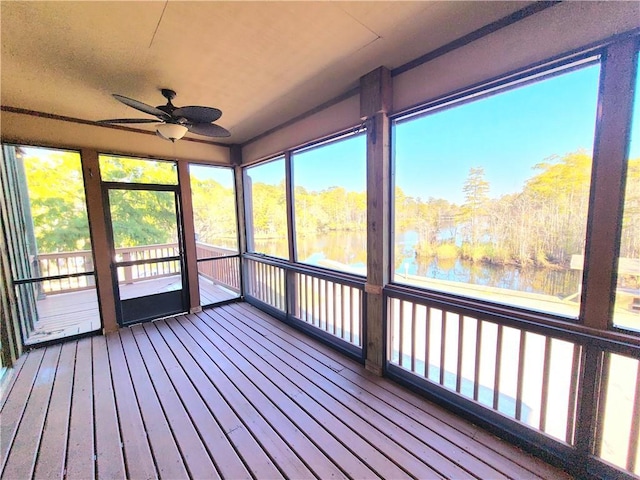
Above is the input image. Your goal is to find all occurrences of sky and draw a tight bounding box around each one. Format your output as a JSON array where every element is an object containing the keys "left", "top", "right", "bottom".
[{"left": 246, "top": 59, "right": 640, "bottom": 205}]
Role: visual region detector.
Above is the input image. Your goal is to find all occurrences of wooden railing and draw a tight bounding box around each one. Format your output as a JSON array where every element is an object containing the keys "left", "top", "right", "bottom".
[
  {"left": 36, "top": 250, "right": 94, "bottom": 293},
  {"left": 36, "top": 242, "right": 240, "bottom": 294},
  {"left": 244, "top": 255, "right": 364, "bottom": 352},
  {"left": 197, "top": 247, "right": 241, "bottom": 293},
  {"left": 385, "top": 285, "right": 640, "bottom": 477}
]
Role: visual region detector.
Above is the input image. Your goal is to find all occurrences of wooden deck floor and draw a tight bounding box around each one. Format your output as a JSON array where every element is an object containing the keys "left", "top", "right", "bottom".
[
  {"left": 26, "top": 275, "right": 238, "bottom": 345},
  {"left": 1, "top": 302, "right": 572, "bottom": 479}
]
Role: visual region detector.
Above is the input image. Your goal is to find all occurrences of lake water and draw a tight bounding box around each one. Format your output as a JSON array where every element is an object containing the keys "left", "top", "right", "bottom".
[{"left": 249, "top": 230, "right": 581, "bottom": 299}]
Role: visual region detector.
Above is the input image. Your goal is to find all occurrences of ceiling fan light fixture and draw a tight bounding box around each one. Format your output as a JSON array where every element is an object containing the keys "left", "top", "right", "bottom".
[{"left": 156, "top": 123, "right": 188, "bottom": 142}]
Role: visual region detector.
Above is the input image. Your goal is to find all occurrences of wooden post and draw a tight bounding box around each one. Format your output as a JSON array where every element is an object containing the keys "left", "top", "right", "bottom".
[
  {"left": 232, "top": 145, "right": 247, "bottom": 297},
  {"left": 177, "top": 160, "right": 201, "bottom": 313},
  {"left": 361, "top": 66, "right": 392, "bottom": 375},
  {"left": 573, "top": 38, "right": 637, "bottom": 470},
  {"left": 80, "top": 149, "right": 118, "bottom": 333},
  {"left": 580, "top": 38, "right": 637, "bottom": 330}
]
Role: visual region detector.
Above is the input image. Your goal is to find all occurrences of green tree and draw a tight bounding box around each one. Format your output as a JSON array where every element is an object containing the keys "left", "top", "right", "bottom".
[{"left": 459, "top": 166, "right": 490, "bottom": 249}]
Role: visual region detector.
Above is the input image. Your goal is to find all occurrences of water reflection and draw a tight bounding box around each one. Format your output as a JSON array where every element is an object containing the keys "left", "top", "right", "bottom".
[{"left": 250, "top": 230, "right": 581, "bottom": 300}]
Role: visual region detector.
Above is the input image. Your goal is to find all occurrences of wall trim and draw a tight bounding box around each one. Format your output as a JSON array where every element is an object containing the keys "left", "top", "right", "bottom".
[{"left": 0, "top": 106, "right": 230, "bottom": 147}]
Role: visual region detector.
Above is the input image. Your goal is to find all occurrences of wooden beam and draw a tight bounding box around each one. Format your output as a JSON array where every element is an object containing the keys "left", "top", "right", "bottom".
[
  {"left": 581, "top": 38, "right": 637, "bottom": 330},
  {"left": 362, "top": 67, "right": 392, "bottom": 375},
  {"left": 177, "top": 161, "right": 200, "bottom": 313},
  {"left": 232, "top": 145, "right": 248, "bottom": 297},
  {"left": 80, "top": 149, "right": 118, "bottom": 333}
]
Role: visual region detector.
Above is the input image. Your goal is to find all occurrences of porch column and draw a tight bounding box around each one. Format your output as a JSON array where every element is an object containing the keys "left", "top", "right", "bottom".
[
  {"left": 177, "top": 160, "right": 201, "bottom": 313},
  {"left": 80, "top": 149, "right": 118, "bottom": 333},
  {"left": 361, "top": 66, "right": 392, "bottom": 375},
  {"left": 231, "top": 145, "right": 248, "bottom": 297}
]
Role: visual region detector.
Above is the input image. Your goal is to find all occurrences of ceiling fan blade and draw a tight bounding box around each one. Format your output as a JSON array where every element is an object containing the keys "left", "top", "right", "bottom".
[
  {"left": 112, "top": 94, "right": 170, "bottom": 120},
  {"left": 187, "top": 122, "right": 231, "bottom": 138},
  {"left": 96, "top": 118, "right": 159, "bottom": 124},
  {"left": 173, "top": 106, "right": 222, "bottom": 123}
]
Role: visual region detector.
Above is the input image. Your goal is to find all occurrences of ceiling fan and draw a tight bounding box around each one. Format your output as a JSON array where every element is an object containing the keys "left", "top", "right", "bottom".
[{"left": 97, "top": 88, "right": 230, "bottom": 141}]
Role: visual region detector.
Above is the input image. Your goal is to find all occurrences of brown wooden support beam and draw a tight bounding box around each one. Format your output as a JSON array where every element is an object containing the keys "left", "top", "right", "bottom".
[
  {"left": 581, "top": 38, "right": 637, "bottom": 330},
  {"left": 362, "top": 67, "right": 392, "bottom": 375},
  {"left": 232, "top": 145, "right": 248, "bottom": 297},
  {"left": 80, "top": 149, "right": 118, "bottom": 333},
  {"left": 177, "top": 161, "right": 200, "bottom": 313}
]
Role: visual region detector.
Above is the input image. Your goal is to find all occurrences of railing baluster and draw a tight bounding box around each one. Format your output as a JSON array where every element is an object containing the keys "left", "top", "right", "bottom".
[
  {"left": 340, "top": 284, "right": 345, "bottom": 339},
  {"left": 269, "top": 265, "right": 274, "bottom": 306},
  {"left": 317, "top": 277, "right": 322, "bottom": 326},
  {"left": 493, "top": 324, "right": 504, "bottom": 411},
  {"left": 297, "top": 273, "right": 301, "bottom": 319},
  {"left": 566, "top": 344, "right": 582, "bottom": 444},
  {"left": 306, "top": 275, "right": 313, "bottom": 324},
  {"left": 399, "top": 300, "right": 405, "bottom": 368},
  {"left": 312, "top": 277, "right": 318, "bottom": 326},
  {"left": 594, "top": 351, "right": 611, "bottom": 457},
  {"left": 456, "top": 314, "right": 464, "bottom": 393},
  {"left": 539, "top": 336, "right": 553, "bottom": 432},
  {"left": 474, "top": 320, "right": 483, "bottom": 401},
  {"left": 516, "top": 330, "right": 526, "bottom": 421},
  {"left": 332, "top": 282, "right": 337, "bottom": 335},
  {"left": 358, "top": 289, "right": 363, "bottom": 346},
  {"left": 410, "top": 302, "right": 417, "bottom": 372},
  {"left": 440, "top": 311, "right": 447, "bottom": 385},
  {"left": 350, "top": 286, "right": 355, "bottom": 344},
  {"left": 324, "top": 279, "right": 329, "bottom": 332},
  {"left": 627, "top": 362, "right": 640, "bottom": 473},
  {"left": 424, "top": 306, "right": 431, "bottom": 379}
]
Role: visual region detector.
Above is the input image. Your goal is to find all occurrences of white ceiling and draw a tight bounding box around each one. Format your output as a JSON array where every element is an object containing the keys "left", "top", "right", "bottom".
[{"left": 1, "top": 1, "right": 533, "bottom": 144}]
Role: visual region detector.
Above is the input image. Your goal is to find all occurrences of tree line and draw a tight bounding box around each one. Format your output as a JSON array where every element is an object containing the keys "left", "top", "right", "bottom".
[{"left": 18, "top": 149, "right": 639, "bottom": 278}]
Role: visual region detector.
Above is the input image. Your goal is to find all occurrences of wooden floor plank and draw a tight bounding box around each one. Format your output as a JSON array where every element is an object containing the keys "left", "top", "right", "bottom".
[
  {"left": 129, "top": 324, "right": 220, "bottom": 480},
  {"left": 0, "top": 302, "right": 574, "bottom": 480},
  {"left": 33, "top": 341, "right": 77, "bottom": 480},
  {"left": 0, "top": 348, "right": 45, "bottom": 465},
  {"left": 106, "top": 333, "right": 158, "bottom": 480},
  {"left": 165, "top": 317, "right": 317, "bottom": 479},
  {"left": 0, "top": 353, "right": 28, "bottom": 411},
  {"left": 141, "top": 322, "right": 253, "bottom": 480},
  {"left": 204, "top": 308, "right": 474, "bottom": 479},
  {"left": 118, "top": 327, "right": 189, "bottom": 479},
  {"left": 225, "top": 303, "right": 553, "bottom": 480},
  {"left": 189, "top": 311, "right": 391, "bottom": 480},
  {"left": 65, "top": 337, "right": 95, "bottom": 480},
  {"left": 175, "top": 316, "right": 348, "bottom": 480},
  {"left": 152, "top": 318, "right": 284, "bottom": 479},
  {"left": 1, "top": 345, "right": 61, "bottom": 479},
  {"left": 92, "top": 336, "right": 126, "bottom": 479},
  {"left": 195, "top": 312, "right": 439, "bottom": 478}
]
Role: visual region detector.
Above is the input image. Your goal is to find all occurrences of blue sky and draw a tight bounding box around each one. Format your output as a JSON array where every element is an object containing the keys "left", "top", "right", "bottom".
[
  {"left": 190, "top": 163, "right": 235, "bottom": 189},
  {"left": 244, "top": 59, "right": 640, "bottom": 203}
]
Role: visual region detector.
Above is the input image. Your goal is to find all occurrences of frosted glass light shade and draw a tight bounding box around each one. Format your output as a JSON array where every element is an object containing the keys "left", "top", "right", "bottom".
[{"left": 156, "top": 123, "right": 188, "bottom": 142}]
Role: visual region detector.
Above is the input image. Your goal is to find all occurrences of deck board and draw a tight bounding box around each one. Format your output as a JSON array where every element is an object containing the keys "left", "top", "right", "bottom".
[
  {"left": 32, "top": 341, "right": 76, "bottom": 480},
  {"left": 65, "top": 338, "right": 95, "bottom": 480},
  {"left": 1, "top": 346, "right": 60, "bottom": 479},
  {"left": 105, "top": 333, "right": 157, "bottom": 480},
  {"left": 0, "top": 302, "right": 573, "bottom": 480},
  {"left": 92, "top": 336, "right": 126, "bottom": 479},
  {"left": 207, "top": 307, "right": 490, "bottom": 479},
  {"left": 130, "top": 324, "right": 220, "bottom": 479},
  {"left": 26, "top": 276, "right": 237, "bottom": 345},
  {"left": 150, "top": 320, "right": 283, "bottom": 479},
  {"left": 118, "top": 327, "right": 189, "bottom": 479}
]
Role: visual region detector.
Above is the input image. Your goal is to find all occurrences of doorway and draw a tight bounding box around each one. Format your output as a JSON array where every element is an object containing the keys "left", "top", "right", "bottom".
[{"left": 103, "top": 183, "right": 188, "bottom": 326}]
